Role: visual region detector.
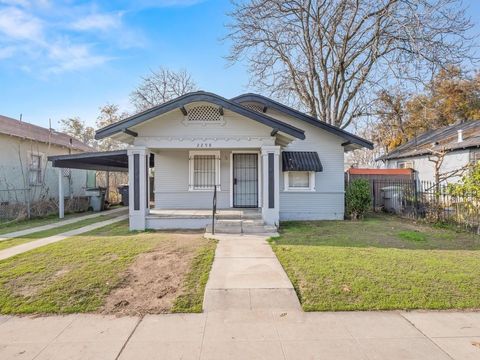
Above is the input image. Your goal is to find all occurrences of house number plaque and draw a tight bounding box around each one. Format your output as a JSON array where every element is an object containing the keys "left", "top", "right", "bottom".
[{"left": 196, "top": 143, "right": 213, "bottom": 148}]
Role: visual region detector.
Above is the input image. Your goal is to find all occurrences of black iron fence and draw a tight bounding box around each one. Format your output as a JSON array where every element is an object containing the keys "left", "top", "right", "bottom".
[{"left": 357, "top": 179, "right": 480, "bottom": 233}]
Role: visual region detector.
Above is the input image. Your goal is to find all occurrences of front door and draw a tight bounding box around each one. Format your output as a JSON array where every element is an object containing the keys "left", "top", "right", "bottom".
[{"left": 233, "top": 153, "right": 258, "bottom": 208}]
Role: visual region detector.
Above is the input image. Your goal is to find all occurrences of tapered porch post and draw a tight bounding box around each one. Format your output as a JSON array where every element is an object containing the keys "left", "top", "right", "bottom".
[
  {"left": 261, "top": 145, "right": 280, "bottom": 226},
  {"left": 127, "top": 146, "right": 150, "bottom": 231}
]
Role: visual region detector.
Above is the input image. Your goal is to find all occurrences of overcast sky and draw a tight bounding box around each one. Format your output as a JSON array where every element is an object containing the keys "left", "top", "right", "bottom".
[{"left": 0, "top": 0, "right": 479, "bottom": 131}]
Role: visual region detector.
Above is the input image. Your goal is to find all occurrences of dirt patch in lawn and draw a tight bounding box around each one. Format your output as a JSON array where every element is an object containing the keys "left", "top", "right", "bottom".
[{"left": 101, "top": 232, "right": 205, "bottom": 316}]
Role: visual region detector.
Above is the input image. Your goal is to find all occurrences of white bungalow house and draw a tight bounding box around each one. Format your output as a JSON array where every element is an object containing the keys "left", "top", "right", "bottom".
[
  {"left": 49, "top": 91, "right": 372, "bottom": 232},
  {"left": 378, "top": 121, "right": 480, "bottom": 184}
]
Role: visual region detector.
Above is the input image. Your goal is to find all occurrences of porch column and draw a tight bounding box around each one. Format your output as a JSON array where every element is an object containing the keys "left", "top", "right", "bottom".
[
  {"left": 127, "top": 146, "right": 150, "bottom": 231},
  {"left": 261, "top": 145, "right": 280, "bottom": 226},
  {"left": 58, "top": 168, "right": 64, "bottom": 219}
]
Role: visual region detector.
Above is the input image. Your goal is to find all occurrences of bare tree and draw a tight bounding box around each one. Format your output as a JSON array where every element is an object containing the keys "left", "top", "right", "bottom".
[
  {"left": 96, "top": 104, "right": 128, "bottom": 202},
  {"left": 130, "top": 67, "right": 198, "bottom": 112},
  {"left": 227, "top": 0, "right": 476, "bottom": 129},
  {"left": 59, "top": 117, "right": 97, "bottom": 148}
]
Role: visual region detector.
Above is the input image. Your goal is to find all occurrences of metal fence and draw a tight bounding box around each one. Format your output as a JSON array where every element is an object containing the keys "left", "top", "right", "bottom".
[{"left": 360, "top": 179, "right": 480, "bottom": 233}]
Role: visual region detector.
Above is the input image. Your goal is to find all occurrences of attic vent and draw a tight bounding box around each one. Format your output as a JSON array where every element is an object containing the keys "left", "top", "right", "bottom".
[
  {"left": 243, "top": 103, "right": 264, "bottom": 113},
  {"left": 187, "top": 105, "right": 221, "bottom": 122}
]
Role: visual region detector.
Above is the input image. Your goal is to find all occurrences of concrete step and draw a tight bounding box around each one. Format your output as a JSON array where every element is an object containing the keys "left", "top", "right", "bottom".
[
  {"left": 242, "top": 225, "right": 277, "bottom": 234},
  {"left": 206, "top": 224, "right": 242, "bottom": 234},
  {"left": 242, "top": 219, "right": 265, "bottom": 226}
]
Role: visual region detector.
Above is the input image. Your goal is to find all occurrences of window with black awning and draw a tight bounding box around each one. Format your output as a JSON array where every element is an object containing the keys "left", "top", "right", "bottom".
[{"left": 281, "top": 151, "right": 323, "bottom": 172}]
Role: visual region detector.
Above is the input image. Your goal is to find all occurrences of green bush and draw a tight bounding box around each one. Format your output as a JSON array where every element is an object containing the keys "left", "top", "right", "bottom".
[{"left": 346, "top": 179, "right": 371, "bottom": 220}]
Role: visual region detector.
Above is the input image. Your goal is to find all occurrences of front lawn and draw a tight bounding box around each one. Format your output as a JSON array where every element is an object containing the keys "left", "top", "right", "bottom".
[
  {"left": 270, "top": 214, "right": 480, "bottom": 311},
  {"left": 0, "top": 211, "right": 94, "bottom": 235},
  {"left": 0, "top": 222, "right": 215, "bottom": 314},
  {"left": 0, "top": 212, "right": 125, "bottom": 251}
]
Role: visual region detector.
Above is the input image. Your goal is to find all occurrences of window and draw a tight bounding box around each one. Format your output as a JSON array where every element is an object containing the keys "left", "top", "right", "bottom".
[
  {"left": 189, "top": 151, "right": 220, "bottom": 191},
  {"left": 397, "top": 161, "right": 413, "bottom": 169},
  {"left": 29, "top": 154, "right": 42, "bottom": 185},
  {"left": 470, "top": 149, "right": 480, "bottom": 165},
  {"left": 284, "top": 171, "right": 315, "bottom": 191}
]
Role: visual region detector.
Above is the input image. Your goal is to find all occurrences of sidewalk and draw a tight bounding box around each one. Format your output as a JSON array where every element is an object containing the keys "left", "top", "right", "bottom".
[
  {"left": 0, "top": 311, "right": 479, "bottom": 359},
  {"left": 1, "top": 232, "right": 479, "bottom": 359},
  {"left": 0, "top": 213, "right": 128, "bottom": 261},
  {"left": 0, "top": 207, "right": 127, "bottom": 242}
]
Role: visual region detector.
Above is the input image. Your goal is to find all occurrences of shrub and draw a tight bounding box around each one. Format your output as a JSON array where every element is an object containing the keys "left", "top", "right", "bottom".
[{"left": 346, "top": 179, "right": 371, "bottom": 220}]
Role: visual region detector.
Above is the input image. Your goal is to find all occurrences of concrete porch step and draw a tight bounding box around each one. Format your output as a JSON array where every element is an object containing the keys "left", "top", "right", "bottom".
[
  {"left": 243, "top": 225, "right": 277, "bottom": 234},
  {"left": 216, "top": 211, "right": 262, "bottom": 221},
  {"left": 206, "top": 219, "right": 276, "bottom": 235}
]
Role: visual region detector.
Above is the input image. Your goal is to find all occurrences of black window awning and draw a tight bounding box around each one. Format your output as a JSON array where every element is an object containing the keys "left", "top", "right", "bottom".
[{"left": 282, "top": 151, "right": 323, "bottom": 172}]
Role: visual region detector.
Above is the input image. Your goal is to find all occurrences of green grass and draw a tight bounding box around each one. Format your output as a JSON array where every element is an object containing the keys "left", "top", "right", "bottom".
[
  {"left": 397, "top": 230, "right": 427, "bottom": 242},
  {"left": 172, "top": 240, "right": 217, "bottom": 313},
  {"left": 270, "top": 214, "right": 480, "bottom": 311},
  {"left": 0, "top": 212, "right": 125, "bottom": 251},
  {"left": 0, "top": 222, "right": 215, "bottom": 314}
]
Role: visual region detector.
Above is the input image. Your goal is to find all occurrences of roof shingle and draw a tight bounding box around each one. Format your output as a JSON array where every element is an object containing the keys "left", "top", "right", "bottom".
[
  {"left": 378, "top": 121, "right": 480, "bottom": 161},
  {"left": 0, "top": 115, "right": 93, "bottom": 152}
]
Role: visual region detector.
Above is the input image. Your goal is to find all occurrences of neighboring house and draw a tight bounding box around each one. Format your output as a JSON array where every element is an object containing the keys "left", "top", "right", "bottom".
[
  {"left": 0, "top": 115, "right": 95, "bottom": 208},
  {"left": 49, "top": 91, "right": 372, "bottom": 230},
  {"left": 378, "top": 121, "right": 480, "bottom": 184}
]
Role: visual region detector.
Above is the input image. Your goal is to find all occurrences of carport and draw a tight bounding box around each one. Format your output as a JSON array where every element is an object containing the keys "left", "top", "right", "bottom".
[{"left": 48, "top": 150, "right": 154, "bottom": 218}]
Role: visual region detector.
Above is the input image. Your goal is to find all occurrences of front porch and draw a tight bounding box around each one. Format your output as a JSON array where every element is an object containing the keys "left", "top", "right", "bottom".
[
  {"left": 128, "top": 143, "right": 282, "bottom": 232},
  {"left": 146, "top": 208, "right": 276, "bottom": 233}
]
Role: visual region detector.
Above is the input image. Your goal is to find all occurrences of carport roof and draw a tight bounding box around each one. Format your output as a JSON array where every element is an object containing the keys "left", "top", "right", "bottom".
[{"left": 48, "top": 150, "right": 154, "bottom": 172}]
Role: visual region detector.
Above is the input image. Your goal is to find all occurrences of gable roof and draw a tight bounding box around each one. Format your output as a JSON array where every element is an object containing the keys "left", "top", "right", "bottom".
[
  {"left": 231, "top": 93, "right": 373, "bottom": 150},
  {"left": 378, "top": 121, "right": 480, "bottom": 161},
  {"left": 0, "top": 115, "right": 93, "bottom": 152},
  {"left": 95, "top": 91, "right": 306, "bottom": 140}
]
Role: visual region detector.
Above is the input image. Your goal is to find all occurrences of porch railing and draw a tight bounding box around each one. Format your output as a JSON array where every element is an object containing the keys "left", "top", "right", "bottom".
[{"left": 212, "top": 185, "right": 217, "bottom": 234}]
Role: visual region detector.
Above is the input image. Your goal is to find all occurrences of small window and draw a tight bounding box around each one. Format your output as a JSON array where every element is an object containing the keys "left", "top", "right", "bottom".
[
  {"left": 470, "top": 149, "right": 480, "bottom": 165},
  {"left": 397, "top": 161, "right": 413, "bottom": 169},
  {"left": 29, "top": 154, "right": 42, "bottom": 185},
  {"left": 284, "top": 171, "right": 315, "bottom": 191},
  {"left": 189, "top": 151, "right": 220, "bottom": 191}
]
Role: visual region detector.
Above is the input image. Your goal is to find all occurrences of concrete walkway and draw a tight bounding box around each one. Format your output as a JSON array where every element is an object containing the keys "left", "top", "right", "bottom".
[
  {"left": 203, "top": 233, "right": 301, "bottom": 312},
  {"left": 0, "top": 311, "right": 479, "bottom": 359},
  {"left": 0, "top": 214, "right": 128, "bottom": 261},
  {"left": 0, "top": 207, "right": 127, "bottom": 241},
  {"left": 0, "top": 232, "right": 479, "bottom": 359}
]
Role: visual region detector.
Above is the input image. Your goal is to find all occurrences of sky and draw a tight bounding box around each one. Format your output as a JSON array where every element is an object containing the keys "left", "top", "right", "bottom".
[{"left": 0, "top": 0, "right": 479, "bottom": 131}]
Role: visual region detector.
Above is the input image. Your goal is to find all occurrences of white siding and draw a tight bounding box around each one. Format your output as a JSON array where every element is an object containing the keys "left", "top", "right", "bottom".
[
  {"left": 154, "top": 149, "right": 233, "bottom": 209},
  {"left": 142, "top": 103, "right": 347, "bottom": 220},
  {"left": 0, "top": 134, "right": 89, "bottom": 203},
  {"left": 267, "top": 109, "right": 345, "bottom": 220},
  {"left": 385, "top": 149, "right": 470, "bottom": 183}
]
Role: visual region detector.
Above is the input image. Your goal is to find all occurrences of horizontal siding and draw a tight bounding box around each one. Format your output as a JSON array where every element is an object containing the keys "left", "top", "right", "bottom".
[
  {"left": 386, "top": 150, "right": 470, "bottom": 183},
  {"left": 268, "top": 109, "right": 345, "bottom": 220},
  {"left": 154, "top": 149, "right": 232, "bottom": 209},
  {"left": 0, "top": 134, "right": 88, "bottom": 203},
  {"left": 280, "top": 192, "right": 344, "bottom": 220}
]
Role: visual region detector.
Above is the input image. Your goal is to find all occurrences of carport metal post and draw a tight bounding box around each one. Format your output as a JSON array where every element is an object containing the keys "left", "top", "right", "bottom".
[{"left": 58, "top": 168, "right": 64, "bottom": 219}]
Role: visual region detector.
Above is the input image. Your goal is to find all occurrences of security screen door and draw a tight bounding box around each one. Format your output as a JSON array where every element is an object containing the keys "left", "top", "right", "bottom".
[{"left": 233, "top": 153, "right": 258, "bottom": 208}]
